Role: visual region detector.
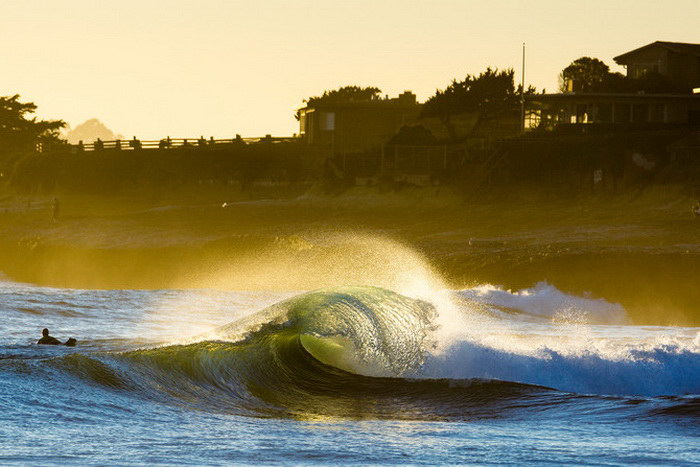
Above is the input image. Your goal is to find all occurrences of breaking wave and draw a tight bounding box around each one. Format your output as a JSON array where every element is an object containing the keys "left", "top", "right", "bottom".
[{"left": 10, "top": 285, "right": 699, "bottom": 420}]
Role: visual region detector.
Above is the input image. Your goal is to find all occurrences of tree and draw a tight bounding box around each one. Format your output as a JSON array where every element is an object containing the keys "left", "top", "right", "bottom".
[
  {"left": 558, "top": 57, "right": 613, "bottom": 92},
  {"left": 296, "top": 85, "right": 382, "bottom": 120},
  {"left": 0, "top": 94, "right": 65, "bottom": 164},
  {"left": 421, "top": 68, "right": 536, "bottom": 140}
]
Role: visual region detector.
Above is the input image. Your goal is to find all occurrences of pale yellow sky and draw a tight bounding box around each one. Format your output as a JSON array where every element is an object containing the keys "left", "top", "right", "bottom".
[{"left": 2, "top": 0, "right": 698, "bottom": 139}]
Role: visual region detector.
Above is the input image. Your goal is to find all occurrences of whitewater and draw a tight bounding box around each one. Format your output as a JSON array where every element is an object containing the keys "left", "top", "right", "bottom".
[{"left": 1, "top": 277, "right": 699, "bottom": 465}]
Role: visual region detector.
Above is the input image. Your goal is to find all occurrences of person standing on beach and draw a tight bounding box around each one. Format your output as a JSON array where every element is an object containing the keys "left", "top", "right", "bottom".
[{"left": 51, "top": 197, "right": 60, "bottom": 222}]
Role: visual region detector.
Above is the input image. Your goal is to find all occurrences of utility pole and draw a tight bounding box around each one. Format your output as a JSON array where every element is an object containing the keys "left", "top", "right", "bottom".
[{"left": 521, "top": 42, "right": 526, "bottom": 133}]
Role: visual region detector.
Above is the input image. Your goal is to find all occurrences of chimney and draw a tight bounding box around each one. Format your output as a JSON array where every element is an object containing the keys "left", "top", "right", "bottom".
[{"left": 399, "top": 91, "right": 417, "bottom": 104}]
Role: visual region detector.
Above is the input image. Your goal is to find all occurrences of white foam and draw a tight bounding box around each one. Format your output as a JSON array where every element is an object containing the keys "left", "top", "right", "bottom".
[
  {"left": 457, "top": 282, "right": 628, "bottom": 324},
  {"left": 420, "top": 335, "right": 700, "bottom": 396}
]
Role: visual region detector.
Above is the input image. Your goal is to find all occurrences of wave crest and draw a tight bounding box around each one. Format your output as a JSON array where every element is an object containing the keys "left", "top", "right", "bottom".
[{"left": 209, "top": 286, "right": 438, "bottom": 377}]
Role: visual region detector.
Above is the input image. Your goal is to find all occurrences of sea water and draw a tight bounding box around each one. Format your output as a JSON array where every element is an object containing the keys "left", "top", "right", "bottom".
[{"left": 1, "top": 279, "right": 699, "bottom": 466}]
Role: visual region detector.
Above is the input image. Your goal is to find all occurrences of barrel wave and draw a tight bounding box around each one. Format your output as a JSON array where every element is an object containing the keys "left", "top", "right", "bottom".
[
  {"left": 9, "top": 284, "right": 697, "bottom": 423},
  {"left": 45, "top": 286, "right": 550, "bottom": 420}
]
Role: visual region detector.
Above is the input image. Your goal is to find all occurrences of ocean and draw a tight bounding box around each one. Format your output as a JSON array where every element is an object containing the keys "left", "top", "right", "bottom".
[{"left": 1, "top": 278, "right": 699, "bottom": 466}]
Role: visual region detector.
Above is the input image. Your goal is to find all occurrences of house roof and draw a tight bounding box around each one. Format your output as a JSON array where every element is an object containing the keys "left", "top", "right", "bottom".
[{"left": 614, "top": 41, "right": 700, "bottom": 63}]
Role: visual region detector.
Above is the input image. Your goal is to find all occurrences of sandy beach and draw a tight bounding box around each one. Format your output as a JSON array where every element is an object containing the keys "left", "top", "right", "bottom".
[{"left": 2, "top": 186, "right": 698, "bottom": 326}]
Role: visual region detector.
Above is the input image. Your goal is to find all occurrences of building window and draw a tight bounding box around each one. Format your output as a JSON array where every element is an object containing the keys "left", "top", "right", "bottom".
[
  {"left": 320, "top": 112, "right": 335, "bottom": 131},
  {"left": 576, "top": 103, "right": 588, "bottom": 123},
  {"left": 632, "top": 104, "right": 649, "bottom": 123},
  {"left": 596, "top": 103, "right": 613, "bottom": 123},
  {"left": 299, "top": 110, "right": 307, "bottom": 134},
  {"left": 649, "top": 104, "right": 666, "bottom": 123},
  {"left": 525, "top": 109, "right": 541, "bottom": 129},
  {"left": 633, "top": 63, "right": 659, "bottom": 79},
  {"left": 614, "top": 103, "right": 631, "bottom": 123}
]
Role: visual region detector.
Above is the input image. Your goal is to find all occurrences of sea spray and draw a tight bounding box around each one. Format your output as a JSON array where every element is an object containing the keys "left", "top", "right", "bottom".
[{"left": 417, "top": 283, "right": 700, "bottom": 396}]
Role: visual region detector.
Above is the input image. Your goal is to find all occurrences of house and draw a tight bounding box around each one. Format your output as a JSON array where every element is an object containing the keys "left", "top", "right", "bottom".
[
  {"left": 529, "top": 41, "right": 700, "bottom": 129},
  {"left": 528, "top": 92, "right": 700, "bottom": 128},
  {"left": 613, "top": 41, "right": 700, "bottom": 92},
  {"left": 298, "top": 91, "right": 422, "bottom": 153}
]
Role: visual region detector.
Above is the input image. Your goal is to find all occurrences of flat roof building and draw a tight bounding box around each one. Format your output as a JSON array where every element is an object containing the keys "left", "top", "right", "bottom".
[{"left": 298, "top": 91, "right": 422, "bottom": 153}]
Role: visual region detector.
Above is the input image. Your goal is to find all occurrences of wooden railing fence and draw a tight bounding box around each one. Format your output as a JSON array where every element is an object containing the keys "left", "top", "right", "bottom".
[{"left": 37, "top": 135, "right": 299, "bottom": 153}]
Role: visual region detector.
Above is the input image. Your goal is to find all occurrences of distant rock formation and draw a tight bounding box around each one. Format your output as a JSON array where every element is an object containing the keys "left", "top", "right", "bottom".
[{"left": 65, "top": 119, "right": 123, "bottom": 144}]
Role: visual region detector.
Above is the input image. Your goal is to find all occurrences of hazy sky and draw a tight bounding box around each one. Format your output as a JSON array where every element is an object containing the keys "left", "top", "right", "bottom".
[{"left": 3, "top": 0, "right": 698, "bottom": 139}]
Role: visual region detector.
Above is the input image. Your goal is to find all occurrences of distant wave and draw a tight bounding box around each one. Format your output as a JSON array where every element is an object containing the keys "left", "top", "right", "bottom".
[{"left": 457, "top": 282, "right": 628, "bottom": 324}]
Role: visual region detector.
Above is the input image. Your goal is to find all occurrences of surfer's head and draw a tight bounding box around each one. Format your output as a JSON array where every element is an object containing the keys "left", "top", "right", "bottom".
[{"left": 42, "top": 328, "right": 49, "bottom": 337}]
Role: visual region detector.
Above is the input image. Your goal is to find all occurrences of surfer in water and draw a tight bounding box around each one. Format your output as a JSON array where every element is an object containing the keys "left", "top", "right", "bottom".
[
  {"left": 693, "top": 200, "right": 700, "bottom": 217},
  {"left": 37, "top": 328, "right": 77, "bottom": 346}
]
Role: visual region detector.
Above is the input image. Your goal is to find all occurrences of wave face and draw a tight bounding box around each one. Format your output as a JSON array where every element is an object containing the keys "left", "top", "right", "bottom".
[
  {"left": 7, "top": 283, "right": 699, "bottom": 421},
  {"left": 52, "top": 286, "right": 549, "bottom": 420},
  {"left": 208, "top": 286, "right": 438, "bottom": 377}
]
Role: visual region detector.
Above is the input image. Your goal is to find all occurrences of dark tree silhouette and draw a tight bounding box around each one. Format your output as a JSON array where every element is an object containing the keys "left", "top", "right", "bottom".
[
  {"left": 0, "top": 94, "right": 65, "bottom": 164},
  {"left": 296, "top": 85, "right": 382, "bottom": 120},
  {"left": 558, "top": 57, "right": 613, "bottom": 92},
  {"left": 421, "top": 68, "right": 535, "bottom": 140}
]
